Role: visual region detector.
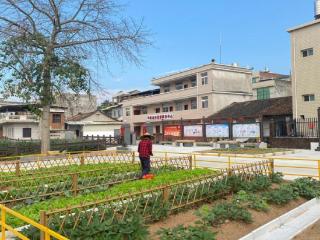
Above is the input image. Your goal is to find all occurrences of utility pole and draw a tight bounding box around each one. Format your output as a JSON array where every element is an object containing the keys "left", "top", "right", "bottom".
[{"left": 316, "top": 107, "right": 320, "bottom": 151}]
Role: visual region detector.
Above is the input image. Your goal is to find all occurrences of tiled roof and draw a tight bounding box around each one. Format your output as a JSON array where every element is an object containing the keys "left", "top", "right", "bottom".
[
  {"left": 67, "top": 111, "right": 95, "bottom": 121},
  {"left": 207, "top": 97, "right": 292, "bottom": 120},
  {"left": 259, "top": 72, "right": 289, "bottom": 80}
]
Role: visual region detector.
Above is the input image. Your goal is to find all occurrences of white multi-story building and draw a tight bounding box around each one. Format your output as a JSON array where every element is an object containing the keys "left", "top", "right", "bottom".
[{"left": 122, "top": 61, "right": 253, "bottom": 137}]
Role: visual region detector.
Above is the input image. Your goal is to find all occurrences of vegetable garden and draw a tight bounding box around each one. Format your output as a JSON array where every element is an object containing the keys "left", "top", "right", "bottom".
[{"left": 0, "top": 150, "right": 319, "bottom": 240}]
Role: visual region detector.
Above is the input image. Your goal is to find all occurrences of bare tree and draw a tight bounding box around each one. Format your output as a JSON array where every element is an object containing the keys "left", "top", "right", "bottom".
[{"left": 0, "top": 0, "right": 150, "bottom": 153}]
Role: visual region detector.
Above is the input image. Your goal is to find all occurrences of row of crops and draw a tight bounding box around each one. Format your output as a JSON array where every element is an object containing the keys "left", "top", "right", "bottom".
[{"left": 0, "top": 151, "right": 272, "bottom": 239}]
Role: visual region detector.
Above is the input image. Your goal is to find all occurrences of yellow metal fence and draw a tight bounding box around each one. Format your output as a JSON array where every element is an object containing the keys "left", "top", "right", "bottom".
[
  {"left": 149, "top": 151, "right": 320, "bottom": 180},
  {"left": 0, "top": 204, "right": 68, "bottom": 240}
]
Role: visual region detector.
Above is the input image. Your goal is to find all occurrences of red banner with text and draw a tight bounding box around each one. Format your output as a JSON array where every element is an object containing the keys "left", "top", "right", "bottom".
[{"left": 164, "top": 125, "right": 181, "bottom": 137}]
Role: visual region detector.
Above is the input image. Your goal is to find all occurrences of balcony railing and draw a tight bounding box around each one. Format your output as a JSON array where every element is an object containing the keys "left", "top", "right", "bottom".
[
  {"left": 0, "top": 115, "right": 39, "bottom": 121},
  {"left": 122, "top": 87, "right": 199, "bottom": 106}
]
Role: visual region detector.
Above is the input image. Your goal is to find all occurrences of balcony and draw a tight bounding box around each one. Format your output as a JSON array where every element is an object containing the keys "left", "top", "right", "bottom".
[
  {"left": 0, "top": 114, "right": 39, "bottom": 123},
  {"left": 122, "top": 87, "right": 200, "bottom": 107}
]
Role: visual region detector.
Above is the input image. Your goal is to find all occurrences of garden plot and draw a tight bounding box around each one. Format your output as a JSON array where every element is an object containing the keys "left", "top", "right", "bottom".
[
  {"left": 0, "top": 153, "right": 191, "bottom": 207},
  {"left": 9, "top": 161, "right": 272, "bottom": 239},
  {"left": 151, "top": 176, "right": 320, "bottom": 240}
]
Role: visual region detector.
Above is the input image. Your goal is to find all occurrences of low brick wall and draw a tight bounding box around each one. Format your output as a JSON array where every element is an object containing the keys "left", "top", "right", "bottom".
[{"left": 269, "top": 137, "right": 319, "bottom": 149}]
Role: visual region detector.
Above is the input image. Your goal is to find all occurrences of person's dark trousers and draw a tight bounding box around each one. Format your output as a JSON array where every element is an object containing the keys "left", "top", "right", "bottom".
[{"left": 139, "top": 156, "right": 150, "bottom": 177}]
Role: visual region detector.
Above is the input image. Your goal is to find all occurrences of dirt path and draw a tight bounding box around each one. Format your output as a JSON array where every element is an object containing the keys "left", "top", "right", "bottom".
[
  {"left": 293, "top": 220, "right": 320, "bottom": 240},
  {"left": 149, "top": 198, "right": 306, "bottom": 240}
]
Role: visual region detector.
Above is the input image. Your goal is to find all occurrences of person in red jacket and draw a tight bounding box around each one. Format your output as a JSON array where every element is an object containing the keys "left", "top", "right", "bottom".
[{"left": 138, "top": 133, "right": 153, "bottom": 178}]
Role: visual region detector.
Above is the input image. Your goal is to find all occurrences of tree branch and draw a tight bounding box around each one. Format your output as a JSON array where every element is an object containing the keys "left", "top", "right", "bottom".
[{"left": 5, "top": 0, "right": 37, "bottom": 33}]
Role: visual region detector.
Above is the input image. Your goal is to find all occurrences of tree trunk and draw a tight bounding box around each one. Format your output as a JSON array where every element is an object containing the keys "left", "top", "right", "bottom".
[
  {"left": 40, "top": 47, "right": 53, "bottom": 154},
  {"left": 41, "top": 105, "right": 51, "bottom": 154}
]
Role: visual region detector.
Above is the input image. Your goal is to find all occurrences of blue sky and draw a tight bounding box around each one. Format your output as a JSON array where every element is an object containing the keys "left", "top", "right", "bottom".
[{"left": 96, "top": 0, "right": 315, "bottom": 98}]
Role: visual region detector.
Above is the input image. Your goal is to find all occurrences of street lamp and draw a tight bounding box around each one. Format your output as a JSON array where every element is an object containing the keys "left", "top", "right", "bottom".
[{"left": 317, "top": 107, "right": 320, "bottom": 151}]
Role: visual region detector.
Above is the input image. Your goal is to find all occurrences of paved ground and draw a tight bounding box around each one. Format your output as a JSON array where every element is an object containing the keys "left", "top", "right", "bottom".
[{"left": 126, "top": 145, "right": 320, "bottom": 180}]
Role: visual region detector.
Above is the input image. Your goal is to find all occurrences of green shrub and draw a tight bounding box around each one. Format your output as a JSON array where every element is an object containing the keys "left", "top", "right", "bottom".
[
  {"left": 233, "top": 190, "right": 269, "bottom": 212},
  {"left": 240, "top": 175, "right": 272, "bottom": 192},
  {"left": 196, "top": 202, "right": 252, "bottom": 226},
  {"left": 157, "top": 224, "right": 216, "bottom": 240},
  {"left": 291, "top": 178, "right": 320, "bottom": 199},
  {"left": 264, "top": 184, "right": 298, "bottom": 205},
  {"left": 270, "top": 172, "right": 284, "bottom": 184}
]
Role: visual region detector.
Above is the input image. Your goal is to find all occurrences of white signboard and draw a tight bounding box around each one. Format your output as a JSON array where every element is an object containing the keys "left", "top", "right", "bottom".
[
  {"left": 206, "top": 124, "right": 229, "bottom": 138},
  {"left": 184, "top": 125, "right": 203, "bottom": 137},
  {"left": 232, "top": 123, "right": 260, "bottom": 138}
]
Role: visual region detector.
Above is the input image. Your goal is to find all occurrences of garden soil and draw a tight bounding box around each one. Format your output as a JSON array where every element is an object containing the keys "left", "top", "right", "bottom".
[
  {"left": 149, "top": 198, "right": 306, "bottom": 240},
  {"left": 293, "top": 219, "right": 320, "bottom": 240}
]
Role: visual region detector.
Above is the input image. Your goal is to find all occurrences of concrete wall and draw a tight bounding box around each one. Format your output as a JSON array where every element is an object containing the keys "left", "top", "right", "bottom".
[
  {"left": 212, "top": 69, "right": 252, "bottom": 93},
  {"left": 252, "top": 80, "right": 292, "bottom": 99},
  {"left": 83, "top": 124, "right": 121, "bottom": 137},
  {"left": 55, "top": 94, "right": 97, "bottom": 118},
  {"left": 3, "top": 123, "right": 40, "bottom": 139},
  {"left": 290, "top": 21, "right": 320, "bottom": 118}
]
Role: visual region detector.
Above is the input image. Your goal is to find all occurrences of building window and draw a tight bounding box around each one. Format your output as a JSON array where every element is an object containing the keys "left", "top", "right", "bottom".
[
  {"left": 184, "top": 104, "right": 189, "bottom": 110},
  {"left": 163, "top": 85, "right": 170, "bottom": 93},
  {"left": 184, "top": 84, "right": 188, "bottom": 89},
  {"left": 169, "top": 106, "right": 173, "bottom": 112},
  {"left": 201, "top": 96, "right": 208, "bottom": 108},
  {"left": 125, "top": 108, "right": 130, "bottom": 116},
  {"left": 52, "top": 114, "right": 61, "bottom": 123},
  {"left": 22, "top": 128, "right": 31, "bottom": 138},
  {"left": 141, "top": 106, "right": 147, "bottom": 114},
  {"left": 191, "top": 79, "right": 197, "bottom": 87},
  {"left": 176, "top": 102, "right": 183, "bottom": 111},
  {"left": 163, "top": 105, "right": 169, "bottom": 112},
  {"left": 303, "top": 94, "right": 315, "bottom": 102},
  {"left": 252, "top": 77, "right": 259, "bottom": 83},
  {"left": 175, "top": 82, "right": 183, "bottom": 90},
  {"left": 191, "top": 98, "right": 197, "bottom": 109},
  {"left": 257, "top": 87, "right": 270, "bottom": 100},
  {"left": 301, "top": 48, "right": 313, "bottom": 58},
  {"left": 155, "top": 108, "right": 160, "bottom": 113},
  {"left": 201, "top": 72, "right": 208, "bottom": 85}
]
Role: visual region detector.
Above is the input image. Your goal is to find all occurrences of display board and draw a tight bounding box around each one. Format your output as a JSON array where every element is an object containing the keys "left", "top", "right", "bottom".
[
  {"left": 184, "top": 125, "right": 203, "bottom": 137},
  {"left": 164, "top": 125, "right": 181, "bottom": 137},
  {"left": 206, "top": 124, "right": 229, "bottom": 138},
  {"left": 232, "top": 123, "right": 260, "bottom": 138}
]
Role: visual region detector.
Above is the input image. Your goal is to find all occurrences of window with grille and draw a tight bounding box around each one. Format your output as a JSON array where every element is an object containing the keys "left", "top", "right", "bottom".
[
  {"left": 175, "top": 82, "right": 183, "bottom": 90},
  {"left": 191, "top": 79, "right": 197, "bottom": 87},
  {"left": 201, "top": 72, "right": 208, "bottom": 85},
  {"left": 301, "top": 48, "right": 313, "bottom": 58},
  {"left": 303, "top": 94, "right": 315, "bottom": 102},
  {"left": 257, "top": 87, "right": 270, "bottom": 100},
  {"left": 191, "top": 98, "right": 197, "bottom": 109},
  {"left": 201, "top": 96, "right": 208, "bottom": 108},
  {"left": 176, "top": 102, "right": 183, "bottom": 111},
  {"left": 163, "top": 85, "right": 170, "bottom": 93},
  {"left": 52, "top": 114, "right": 61, "bottom": 123}
]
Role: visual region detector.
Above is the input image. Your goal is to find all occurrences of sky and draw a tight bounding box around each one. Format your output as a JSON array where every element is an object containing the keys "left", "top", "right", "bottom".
[{"left": 94, "top": 0, "right": 315, "bottom": 99}]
